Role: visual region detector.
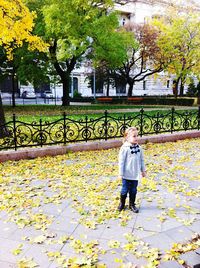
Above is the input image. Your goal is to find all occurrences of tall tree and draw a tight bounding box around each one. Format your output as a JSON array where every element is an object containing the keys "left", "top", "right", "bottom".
[
  {"left": 151, "top": 7, "right": 200, "bottom": 96},
  {"left": 115, "top": 23, "right": 164, "bottom": 97},
  {"left": 86, "top": 15, "right": 131, "bottom": 97},
  {"left": 14, "top": 45, "right": 50, "bottom": 89},
  {"left": 26, "top": 0, "right": 125, "bottom": 106},
  {"left": 0, "top": 0, "right": 47, "bottom": 137}
]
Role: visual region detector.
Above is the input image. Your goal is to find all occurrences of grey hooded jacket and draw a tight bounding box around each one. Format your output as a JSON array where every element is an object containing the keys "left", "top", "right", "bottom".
[{"left": 118, "top": 141, "right": 145, "bottom": 181}]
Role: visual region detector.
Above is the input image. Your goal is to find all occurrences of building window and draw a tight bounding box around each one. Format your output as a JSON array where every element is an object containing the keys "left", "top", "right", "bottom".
[
  {"left": 73, "top": 77, "right": 78, "bottom": 92},
  {"left": 167, "top": 80, "right": 170, "bottom": 88},
  {"left": 0, "top": 76, "right": 12, "bottom": 92},
  {"left": 91, "top": 76, "right": 103, "bottom": 94},
  {"left": 143, "top": 81, "right": 146, "bottom": 90},
  {"left": 0, "top": 75, "right": 19, "bottom": 94},
  {"left": 69, "top": 77, "right": 78, "bottom": 93}
]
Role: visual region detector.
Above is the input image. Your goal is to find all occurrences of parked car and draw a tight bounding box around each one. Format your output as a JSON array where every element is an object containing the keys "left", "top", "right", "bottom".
[
  {"left": 21, "top": 91, "right": 36, "bottom": 98},
  {"left": 41, "top": 91, "right": 54, "bottom": 98}
]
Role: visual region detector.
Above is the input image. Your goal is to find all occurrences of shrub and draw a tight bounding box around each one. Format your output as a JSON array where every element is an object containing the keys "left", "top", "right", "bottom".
[
  {"left": 73, "top": 90, "right": 82, "bottom": 98},
  {"left": 186, "top": 81, "right": 198, "bottom": 97},
  {"left": 142, "top": 97, "right": 195, "bottom": 106}
]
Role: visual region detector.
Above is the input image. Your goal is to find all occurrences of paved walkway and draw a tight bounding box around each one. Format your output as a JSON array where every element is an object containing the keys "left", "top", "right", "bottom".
[{"left": 0, "top": 138, "right": 199, "bottom": 267}]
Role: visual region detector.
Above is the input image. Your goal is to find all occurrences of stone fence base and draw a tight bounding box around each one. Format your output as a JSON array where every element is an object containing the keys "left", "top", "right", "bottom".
[{"left": 0, "top": 130, "right": 200, "bottom": 163}]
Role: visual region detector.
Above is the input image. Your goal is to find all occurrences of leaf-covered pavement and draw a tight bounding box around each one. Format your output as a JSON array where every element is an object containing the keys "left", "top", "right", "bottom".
[{"left": 0, "top": 138, "right": 199, "bottom": 267}]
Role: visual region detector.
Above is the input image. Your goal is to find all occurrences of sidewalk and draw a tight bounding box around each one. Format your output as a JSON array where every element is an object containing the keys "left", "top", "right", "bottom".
[{"left": 0, "top": 138, "right": 199, "bottom": 267}]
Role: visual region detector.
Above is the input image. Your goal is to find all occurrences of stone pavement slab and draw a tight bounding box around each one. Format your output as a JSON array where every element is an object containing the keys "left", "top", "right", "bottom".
[
  {"left": 188, "top": 220, "right": 200, "bottom": 233},
  {"left": 0, "top": 261, "right": 16, "bottom": 268},
  {"left": 161, "top": 218, "right": 184, "bottom": 232},
  {"left": 74, "top": 223, "right": 106, "bottom": 239},
  {"left": 134, "top": 214, "right": 162, "bottom": 232},
  {"left": 180, "top": 251, "right": 200, "bottom": 268},
  {"left": 20, "top": 245, "right": 53, "bottom": 268},
  {"left": 49, "top": 215, "right": 79, "bottom": 233},
  {"left": 164, "top": 226, "right": 195, "bottom": 243},
  {"left": 0, "top": 237, "right": 30, "bottom": 263},
  {"left": 141, "top": 232, "right": 175, "bottom": 252},
  {"left": 100, "top": 225, "right": 132, "bottom": 242},
  {"left": 158, "top": 260, "right": 183, "bottom": 268}
]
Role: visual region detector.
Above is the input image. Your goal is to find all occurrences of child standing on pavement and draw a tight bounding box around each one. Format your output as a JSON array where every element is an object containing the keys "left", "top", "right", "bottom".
[{"left": 118, "top": 127, "right": 146, "bottom": 213}]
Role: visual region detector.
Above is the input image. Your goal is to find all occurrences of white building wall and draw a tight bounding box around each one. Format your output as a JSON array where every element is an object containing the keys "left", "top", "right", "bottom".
[{"left": 79, "top": 73, "right": 91, "bottom": 96}]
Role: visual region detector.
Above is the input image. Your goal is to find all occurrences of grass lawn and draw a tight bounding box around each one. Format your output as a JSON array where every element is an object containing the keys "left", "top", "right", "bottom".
[
  {"left": 4, "top": 104, "right": 163, "bottom": 115},
  {"left": 4, "top": 104, "right": 196, "bottom": 123}
]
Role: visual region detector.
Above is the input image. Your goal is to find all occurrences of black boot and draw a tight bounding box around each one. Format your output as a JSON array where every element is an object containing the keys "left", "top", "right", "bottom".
[
  {"left": 129, "top": 193, "right": 139, "bottom": 213},
  {"left": 118, "top": 194, "right": 127, "bottom": 211}
]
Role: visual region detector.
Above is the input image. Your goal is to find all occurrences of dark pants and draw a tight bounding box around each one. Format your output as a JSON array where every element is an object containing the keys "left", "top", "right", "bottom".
[{"left": 121, "top": 179, "right": 138, "bottom": 197}]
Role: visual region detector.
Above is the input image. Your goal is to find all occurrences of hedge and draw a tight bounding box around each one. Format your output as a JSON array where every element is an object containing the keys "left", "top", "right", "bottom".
[{"left": 70, "top": 96, "right": 196, "bottom": 106}]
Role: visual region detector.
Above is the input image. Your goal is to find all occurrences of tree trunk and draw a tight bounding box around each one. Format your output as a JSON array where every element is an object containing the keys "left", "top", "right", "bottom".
[
  {"left": 0, "top": 96, "right": 8, "bottom": 138},
  {"left": 173, "top": 77, "right": 180, "bottom": 99},
  {"left": 106, "top": 78, "right": 110, "bottom": 97},
  {"left": 50, "top": 41, "right": 73, "bottom": 107},
  {"left": 62, "top": 74, "right": 70, "bottom": 106},
  {"left": 127, "top": 82, "right": 134, "bottom": 97},
  {"left": 53, "top": 62, "right": 71, "bottom": 106},
  {"left": 179, "top": 78, "right": 185, "bottom": 96}
]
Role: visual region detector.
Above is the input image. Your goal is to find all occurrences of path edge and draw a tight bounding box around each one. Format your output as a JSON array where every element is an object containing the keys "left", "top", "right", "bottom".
[{"left": 1, "top": 130, "right": 200, "bottom": 162}]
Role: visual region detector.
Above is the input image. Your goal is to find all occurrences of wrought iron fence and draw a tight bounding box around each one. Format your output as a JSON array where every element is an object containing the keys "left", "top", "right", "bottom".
[{"left": 0, "top": 107, "right": 200, "bottom": 151}]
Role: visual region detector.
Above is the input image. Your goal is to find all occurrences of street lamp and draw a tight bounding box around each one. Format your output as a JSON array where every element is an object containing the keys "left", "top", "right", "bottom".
[
  {"left": 54, "top": 76, "right": 57, "bottom": 105},
  {"left": 71, "top": 72, "right": 74, "bottom": 99},
  {"left": 11, "top": 67, "right": 16, "bottom": 107},
  {"left": 7, "top": 66, "right": 15, "bottom": 107}
]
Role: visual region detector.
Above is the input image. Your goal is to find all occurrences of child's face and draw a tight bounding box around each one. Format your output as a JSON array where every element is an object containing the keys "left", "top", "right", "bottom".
[{"left": 127, "top": 130, "right": 138, "bottom": 144}]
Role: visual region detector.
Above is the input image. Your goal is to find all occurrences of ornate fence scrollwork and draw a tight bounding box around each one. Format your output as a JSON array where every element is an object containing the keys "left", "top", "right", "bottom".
[{"left": 0, "top": 107, "right": 199, "bottom": 151}]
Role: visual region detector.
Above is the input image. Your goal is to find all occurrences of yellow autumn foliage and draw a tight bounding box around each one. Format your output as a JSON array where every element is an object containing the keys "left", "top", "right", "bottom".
[{"left": 0, "top": 0, "right": 47, "bottom": 59}]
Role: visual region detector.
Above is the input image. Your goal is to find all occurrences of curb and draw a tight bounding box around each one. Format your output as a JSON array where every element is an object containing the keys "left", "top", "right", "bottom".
[{"left": 0, "top": 130, "right": 200, "bottom": 163}]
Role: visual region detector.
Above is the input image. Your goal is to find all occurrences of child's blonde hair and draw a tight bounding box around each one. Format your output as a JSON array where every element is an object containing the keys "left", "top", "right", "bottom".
[{"left": 123, "top": 127, "right": 138, "bottom": 143}]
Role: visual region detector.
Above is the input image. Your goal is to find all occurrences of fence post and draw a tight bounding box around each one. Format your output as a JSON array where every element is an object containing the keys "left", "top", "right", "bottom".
[
  {"left": 39, "top": 118, "right": 43, "bottom": 147},
  {"left": 171, "top": 107, "right": 175, "bottom": 133},
  {"left": 85, "top": 115, "right": 88, "bottom": 142},
  {"left": 123, "top": 113, "right": 126, "bottom": 136},
  {"left": 13, "top": 114, "right": 17, "bottom": 151},
  {"left": 140, "top": 108, "right": 144, "bottom": 137},
  {"left": 198, "top": 106, "right": 200, "bottom": 130},
  {"left": 63, "top": 112, "right": 67, "bottom": 145},
  {"left": 104, "top": 110, "right": 108, "bottom": 141},
  {"left": 155, "top": 111, "right": 160, "bottom": 134}
]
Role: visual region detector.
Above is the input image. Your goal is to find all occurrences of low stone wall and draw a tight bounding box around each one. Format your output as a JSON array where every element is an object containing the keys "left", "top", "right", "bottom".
[{"left": 0, "top": 130, "right": 200, "bottom": 163}]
